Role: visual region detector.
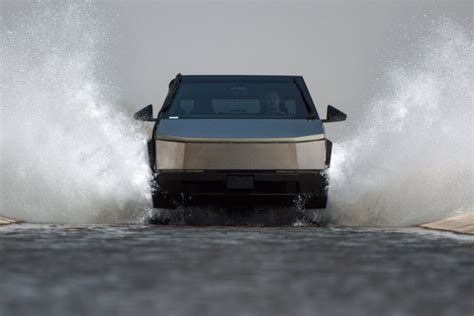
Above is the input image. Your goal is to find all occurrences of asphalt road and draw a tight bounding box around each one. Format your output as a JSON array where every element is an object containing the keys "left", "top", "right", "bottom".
[{"left": 0, "top": 224, "right": 473, "bottom": 316}]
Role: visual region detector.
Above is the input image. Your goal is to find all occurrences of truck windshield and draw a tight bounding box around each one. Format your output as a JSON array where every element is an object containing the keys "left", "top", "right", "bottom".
[{"left": 165, "top": 81, "right": 311, "bottom": 119}]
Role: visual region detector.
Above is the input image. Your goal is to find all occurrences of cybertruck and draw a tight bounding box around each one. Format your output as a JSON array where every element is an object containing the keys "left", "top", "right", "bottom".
[{"left": 134, "top": 74, "right": 346, "bottom": 209}]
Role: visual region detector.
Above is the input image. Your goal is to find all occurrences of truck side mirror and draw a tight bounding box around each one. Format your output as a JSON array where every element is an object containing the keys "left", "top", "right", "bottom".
[
  {"left": 322, "top": 105, "right": 346, "bottom": 123},
  {"left": 133, "top": 104, "right": 155, "bottom": 122}
]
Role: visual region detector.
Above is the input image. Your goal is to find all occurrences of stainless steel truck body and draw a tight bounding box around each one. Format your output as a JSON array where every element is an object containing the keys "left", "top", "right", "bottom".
[{"left": 134, "top": 74, "right": 346, "bottom": 209}]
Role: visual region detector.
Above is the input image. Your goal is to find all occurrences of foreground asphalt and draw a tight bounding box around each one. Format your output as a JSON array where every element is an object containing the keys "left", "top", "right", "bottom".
[{"left": 0, "top": 224, "right": 473, "bottom": 316}]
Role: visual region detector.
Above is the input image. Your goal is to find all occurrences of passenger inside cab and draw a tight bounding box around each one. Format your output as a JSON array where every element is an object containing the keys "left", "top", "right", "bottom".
[{"left": 263, "top": 92, "right": 286, "bottom": 115}]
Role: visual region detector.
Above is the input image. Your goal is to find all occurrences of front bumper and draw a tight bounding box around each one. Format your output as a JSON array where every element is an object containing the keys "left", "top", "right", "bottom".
[{"left": 153, "top": 170, "right": 328, "bottom": 208}]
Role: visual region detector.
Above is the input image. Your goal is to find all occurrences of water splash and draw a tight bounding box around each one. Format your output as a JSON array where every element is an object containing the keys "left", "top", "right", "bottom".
[
  {"left": 0, "top": 2, "right": 152, "bottom": 223},
  {"left": 328, "top": 18, "right": 474, "bottom": 226},
  {"left": 2, "top": 4, "right": 471, "bottom": 227}
]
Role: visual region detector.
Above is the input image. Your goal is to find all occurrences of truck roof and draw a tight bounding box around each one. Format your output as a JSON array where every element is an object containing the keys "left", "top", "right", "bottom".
[{"left": 180, "top": 75, "right": 304, "bottom": 82}]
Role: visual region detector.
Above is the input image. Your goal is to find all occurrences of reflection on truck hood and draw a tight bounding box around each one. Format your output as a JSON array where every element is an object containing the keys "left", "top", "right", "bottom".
[{"left": 155, "top": 119, "right": 325, "bottom": 142}]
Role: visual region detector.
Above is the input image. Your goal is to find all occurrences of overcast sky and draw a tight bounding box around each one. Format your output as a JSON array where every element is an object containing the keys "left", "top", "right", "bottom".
[{"left": 2, "top": 0, "right": 472, "bottom": 137}]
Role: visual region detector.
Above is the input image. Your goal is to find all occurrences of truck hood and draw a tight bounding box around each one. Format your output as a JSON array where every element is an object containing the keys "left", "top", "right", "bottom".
[{"left": 154, "top": 118, "right": 325, "bottom": 142}]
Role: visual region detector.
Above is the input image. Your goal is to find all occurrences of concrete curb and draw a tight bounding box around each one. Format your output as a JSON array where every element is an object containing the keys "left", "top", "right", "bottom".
[
  {"left": 0, "top": 216, "right": 19, "bottom": 226},
  {"left": 420, "top": 213, "right": 474, "bottom": 235}
]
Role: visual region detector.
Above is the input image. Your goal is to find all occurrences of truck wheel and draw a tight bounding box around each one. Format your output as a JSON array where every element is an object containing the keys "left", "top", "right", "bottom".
[{"left": 152, "top": 192, "right": 178, "bottom": 209}]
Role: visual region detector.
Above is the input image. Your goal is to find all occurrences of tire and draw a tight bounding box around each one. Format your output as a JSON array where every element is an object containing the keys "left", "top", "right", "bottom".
[
  {"left": 304, "top": 193, "right": 328, "bottom": 209},
  {"left": 152, "top": 192, "right": 178, "bottom": 209},
  {"left": 304, "top": 173, "right": 328, "bottom": 209}
]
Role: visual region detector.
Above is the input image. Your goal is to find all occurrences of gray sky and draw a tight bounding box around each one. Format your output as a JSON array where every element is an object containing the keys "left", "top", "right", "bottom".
[
  {"left": 105, "top": 1, "right": 471, "bottom": 133},
  {"left": 3, "top": 0, "right": 472, "bottom": 137}
]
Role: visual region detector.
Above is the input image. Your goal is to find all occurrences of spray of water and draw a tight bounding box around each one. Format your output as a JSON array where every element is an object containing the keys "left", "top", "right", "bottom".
[
  {"left": 1, "top": 3, "right": 471, "bottom": 226},
  {"left": 0, "top": 2, "right": 152, "bottom": 223},
  {"left": 328, "top": 18, "right": 474, "bottom": 226}
]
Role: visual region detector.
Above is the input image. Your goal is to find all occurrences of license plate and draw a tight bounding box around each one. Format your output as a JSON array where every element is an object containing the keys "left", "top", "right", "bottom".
[{"left": 227, "top": 175, "right": 254, "bottom": 189}]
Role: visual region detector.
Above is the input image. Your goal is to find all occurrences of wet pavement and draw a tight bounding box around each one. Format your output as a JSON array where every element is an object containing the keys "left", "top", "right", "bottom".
[{"left": 0, "top": 224, "right": 473, "bottom": 316}]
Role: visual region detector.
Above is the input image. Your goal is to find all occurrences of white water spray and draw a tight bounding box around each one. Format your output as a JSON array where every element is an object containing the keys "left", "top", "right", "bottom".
[
  {"left": 1, "top": 3, "right": 152, "bottom": 223},
  {"left": 1, "top": 4, "right": 472, "bottom": 226},
  {"left": 328, "top": 19, "right": 474, "bottom": 226}
]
